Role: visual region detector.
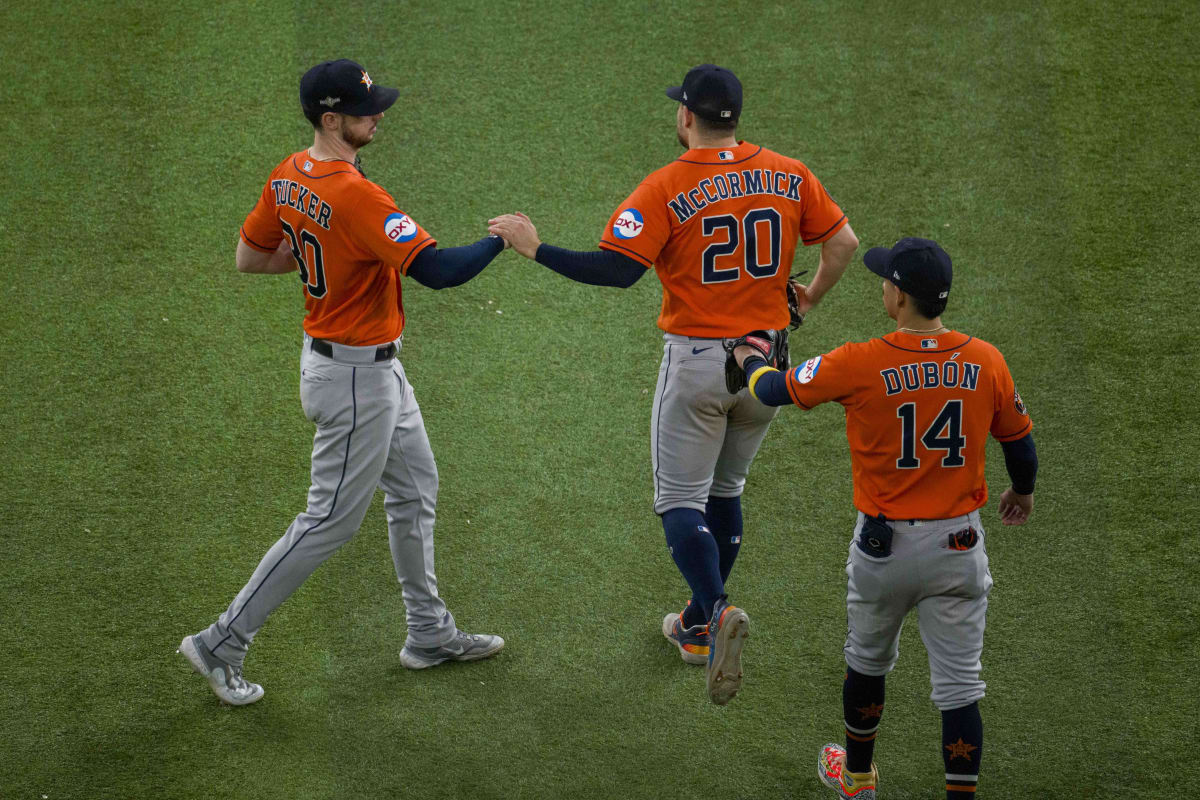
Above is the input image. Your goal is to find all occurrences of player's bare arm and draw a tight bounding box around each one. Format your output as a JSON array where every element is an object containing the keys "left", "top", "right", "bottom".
[
  {"left": 792, "top": 223, "right": 859, "bottom": 316},
  {"left": 236, "top": 239, "right": 298, "bottom": 275}
]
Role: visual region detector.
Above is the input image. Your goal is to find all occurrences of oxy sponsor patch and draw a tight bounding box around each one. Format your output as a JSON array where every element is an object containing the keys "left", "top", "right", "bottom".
[
  {"left": 384, "top": 213, "right": 418, "bottom": 243},
  {"left": 613, "top": 208, "right": 644, "bottom": 239},
  {"left": 794, "top": 355, "right": 822, "bottom": 384}
]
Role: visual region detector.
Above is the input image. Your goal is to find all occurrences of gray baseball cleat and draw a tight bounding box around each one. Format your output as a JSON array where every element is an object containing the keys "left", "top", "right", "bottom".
[
  {"left": 177, "top": 635, "right": 264, "bottom": 706},
  {"left": 399, "top": 630, "right": 504, "bottom": 669}
]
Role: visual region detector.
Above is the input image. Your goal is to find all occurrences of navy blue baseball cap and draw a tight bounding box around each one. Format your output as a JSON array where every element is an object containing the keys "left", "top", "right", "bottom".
[
  {"left": 864, "top": 238, "right": 953, "bottom": 303},
  {"left": 666, "top": 64, "right": 742, "bottom": 123},
  {"left": 300, "top": 59, "right": 399, "bottom": 118}
]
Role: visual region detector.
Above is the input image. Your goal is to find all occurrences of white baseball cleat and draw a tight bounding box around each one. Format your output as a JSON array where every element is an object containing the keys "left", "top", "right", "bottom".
[
  {"left": 399, "top": 630, "right": 504, "bottom": 669},
  {"left": 177, "top": 635, "right": 264, "bottom": 706}
]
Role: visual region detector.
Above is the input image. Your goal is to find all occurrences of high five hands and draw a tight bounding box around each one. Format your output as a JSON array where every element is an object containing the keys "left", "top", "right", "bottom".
[{"left": 489, "top": 213, "right": 541, "bottom": 259}]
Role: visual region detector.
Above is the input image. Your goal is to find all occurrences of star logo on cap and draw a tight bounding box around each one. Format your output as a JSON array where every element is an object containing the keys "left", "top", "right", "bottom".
[
  {"left": 319, "top": 96, "right": 341, "bottom": 107},
  {"left": 360, "top": 70, "right": 373, "bottom": 91}
]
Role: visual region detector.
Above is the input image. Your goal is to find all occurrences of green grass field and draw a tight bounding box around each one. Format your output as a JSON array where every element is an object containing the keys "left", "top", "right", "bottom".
[{"left": 2, "top": 1, "right": 1197, "bottom": 797}]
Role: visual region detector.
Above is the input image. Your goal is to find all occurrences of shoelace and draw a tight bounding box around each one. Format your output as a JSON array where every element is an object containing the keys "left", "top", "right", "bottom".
[{"left": 227, "top": 667, "right": 253, "bottom": 695}]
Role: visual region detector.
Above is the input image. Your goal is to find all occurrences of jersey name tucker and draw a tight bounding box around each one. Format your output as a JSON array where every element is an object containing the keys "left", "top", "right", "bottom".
[
  {"left": 270, "top": 179, "right": 333, "bottom": 230},
  {"left": 880, "top": 360, "right": 981, "bottom": 396},
  {"left": 668, "top": 169, "right": 805, "bottom": 223}
]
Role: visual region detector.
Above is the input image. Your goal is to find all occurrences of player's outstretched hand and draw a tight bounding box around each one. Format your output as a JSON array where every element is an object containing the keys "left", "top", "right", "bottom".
[
  {"left": 997, "top": 487, "right": 1033, "bottom": 525},
  {"left": 488, "top": 213, "right": 540, "bottom": 259}
]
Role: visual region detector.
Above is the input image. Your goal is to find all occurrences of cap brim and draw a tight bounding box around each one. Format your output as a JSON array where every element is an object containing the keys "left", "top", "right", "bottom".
[
  {"left": 344, "top": 85, "right": 400, "bottom": 116},
  {"left": 863, "top": 246, "right": 893, "bottom": 279},
  {"left": 666, "top": 85, "right": 684, "bottom": 102}
]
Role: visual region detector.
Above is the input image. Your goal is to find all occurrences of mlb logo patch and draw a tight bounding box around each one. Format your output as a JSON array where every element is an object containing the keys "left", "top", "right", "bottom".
[
  {"left": 719, "top": 150, "right": 734, "bottom": 161},
  {"left": 921, "top": 338, "right": 938, "bottom": 349},
  {"left": 303, "top": 160, "right": 313, "bottom": 172}
]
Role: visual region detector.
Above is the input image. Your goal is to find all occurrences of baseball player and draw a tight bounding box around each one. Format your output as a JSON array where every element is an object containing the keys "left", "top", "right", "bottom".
[
  {"left": 730, "top": 237, "right": 1038, "bottom": 798},
  {"left": 488, "top": 64, "right": 858, "bottom": 705},
  {"left": 177, "top": 59, "right": 506, "bottom": 706}
]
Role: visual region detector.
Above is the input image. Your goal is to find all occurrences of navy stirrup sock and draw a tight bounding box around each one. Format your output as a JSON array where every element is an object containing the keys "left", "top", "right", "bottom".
[
  {"left": 704, "top": 495, "right": 744, "bottom": 583},
  {"left": 942, "top": 702, "right": 983, "bottom": 798},
  {"left": 662, "top": 508, "right": 723, "bottom": 626},
  {"left": 843, "top": 667, "right": 886, "bottom": 773}
]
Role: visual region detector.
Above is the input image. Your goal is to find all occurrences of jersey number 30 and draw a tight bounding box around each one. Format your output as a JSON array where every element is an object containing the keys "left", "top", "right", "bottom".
[
  {"left": 280, "top": 220, "right": 327, "bottom": 299},
  {"left": 701, "top": 208, "right": 782, "bottom": 283},
  {"left": 897, "top": 400, "right": 966, "bottom": 469}
]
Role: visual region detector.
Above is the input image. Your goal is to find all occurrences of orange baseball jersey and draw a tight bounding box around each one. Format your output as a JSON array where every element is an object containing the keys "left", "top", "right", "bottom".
[
  {"left": 598, "top": 141, "right": 847, "bottom": 337},
  {"left": 240, "top": 151, "right": 435, "bottom": 346},
  {"left": 781, "top": 330, "right": 1032, "bottom": 519}
]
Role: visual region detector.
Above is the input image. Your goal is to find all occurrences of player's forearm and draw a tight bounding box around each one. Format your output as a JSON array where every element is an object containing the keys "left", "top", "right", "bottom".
[
  {"left": 406, "top": 236, "right": 504, "bottom": 289},
  {"left": 807, "top": 223, "right": 858, "bottom": 304},
  {"left": 740, "top": 356, "right": 792, "bottom": 407},
  {"left": 999, "top": 433, "right": 1038, "bottom": 495},
  {"left": 533, "top": 245, "right": 646, "bottom": 288},
  {"left": 237, "top": 239, "right": 296, "bottom": 274}
]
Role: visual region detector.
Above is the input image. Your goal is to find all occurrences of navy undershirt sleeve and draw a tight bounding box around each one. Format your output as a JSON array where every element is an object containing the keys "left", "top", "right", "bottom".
[
  {"left": 742, "top": 356, "right": 793, "bottom": 407},
  {"left": 533, "top": 244, "right": 646, "bottom": 288},
  {"left": 999, "top": 432, "right": 1038, "bottom": 495},
  {"left": 407, "top": 235, "right": 504, "bottom": 289}
]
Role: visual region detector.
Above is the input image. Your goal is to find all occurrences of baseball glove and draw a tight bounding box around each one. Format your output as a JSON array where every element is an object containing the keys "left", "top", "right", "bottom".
[
  {"left": 722, "top": 328, "right": 790, "bottom": 394},
  {"left": 786, "top": 270, "right": 808, "bottom": 330}
]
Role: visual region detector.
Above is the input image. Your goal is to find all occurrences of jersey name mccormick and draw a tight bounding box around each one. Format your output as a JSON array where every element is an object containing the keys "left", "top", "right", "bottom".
[
  {"left": 667, "top": 168, "right": 807, "bottom": 223},
  {"left": 785, "top": 331, "right": 1032, "bottom": 520},
  {"left": 269, "top": 179, "right": 333, "bottom": 230},
  {"left": 240, "top": 151, "right": 435, "bottom": 346},
  {"left": 598, "top": 141, "right": 848, "bottom": 338}
]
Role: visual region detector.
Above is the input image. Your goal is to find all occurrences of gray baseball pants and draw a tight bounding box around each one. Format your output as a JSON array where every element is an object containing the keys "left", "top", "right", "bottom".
[
  {"left": 843, "top": 510, "right": 993, "bottom": 710},
  {"left": 650, "top": 334, "right": 779, "bottom": 514},
  {"left": 199, "top": 334, "right": 456, "bottom": 666}
]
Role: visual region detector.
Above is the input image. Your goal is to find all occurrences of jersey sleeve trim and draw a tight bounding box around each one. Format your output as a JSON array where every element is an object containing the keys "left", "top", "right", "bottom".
[
  {"left": 598, "top": 240, "right": 654, "bottom": 267},
  {"left": 398, "top": 237, "right": 436, "bottom": 275},
  {"left": 240, "top": 227, "right": 276, "bottom": 253},
  {"left": 800, "top": 214, "right": 848, "bottom": 245},
  {"left": 785, "top": 375, "right": 813, "bottom": 409},
  {"left": 993, "top": 419, "right": 1033, "bottom": 442}
]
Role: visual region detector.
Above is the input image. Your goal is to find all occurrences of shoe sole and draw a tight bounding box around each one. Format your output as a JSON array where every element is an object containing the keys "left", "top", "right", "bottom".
[
  {"left": 177, "top": 636, "right": 264, "bottom": 706},
  {"left": 662, "top": 614, "right": 708, "bottom": 666},
  {"left": 400, "top": 637, "right": 505, "bottom": 670},
  {"left": 707, "top": 607, "right": 749, "bottom": 705}
]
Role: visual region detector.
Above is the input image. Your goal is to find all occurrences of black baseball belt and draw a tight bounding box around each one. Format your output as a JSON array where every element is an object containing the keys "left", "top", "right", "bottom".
[{"left": 310, "top": 338, "right": 396, "bottom": 362}]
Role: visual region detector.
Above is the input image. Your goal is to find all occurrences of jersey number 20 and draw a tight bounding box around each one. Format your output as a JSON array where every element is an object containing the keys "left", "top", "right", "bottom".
[
  {"left": 896, "top": 400, "right": 966, "bottom": 469},
  {"left": 701, "top": 208, "right": 782, "bottom": 283},
  {"left": 280, "top": 220, "right": 327, "bottom": 299}
]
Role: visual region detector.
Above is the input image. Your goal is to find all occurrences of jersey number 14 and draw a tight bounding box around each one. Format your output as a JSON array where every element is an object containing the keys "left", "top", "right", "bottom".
[{"left": 896, "top": 400, "right": 966, "bottom": 469}]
